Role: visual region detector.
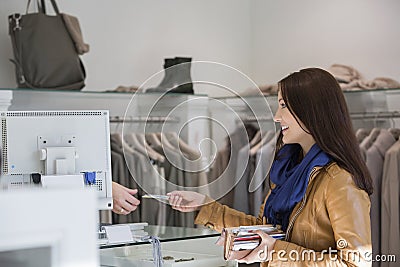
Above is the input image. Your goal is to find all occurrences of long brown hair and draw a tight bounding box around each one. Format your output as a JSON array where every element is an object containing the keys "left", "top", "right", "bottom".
[{"left": 276, "top": 68, "right": 373, "bottom": 195}]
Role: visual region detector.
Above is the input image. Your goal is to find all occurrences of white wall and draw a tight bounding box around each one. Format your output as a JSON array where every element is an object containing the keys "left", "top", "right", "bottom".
[
  {"left": 1, "top": 0, "right": 399, "bottom": 96},
  {"left": 0, "top": 0, "right": 252, "bottom": 97},
  {"left": 250, "top": 0, "right": 400, "bottom": 85}
]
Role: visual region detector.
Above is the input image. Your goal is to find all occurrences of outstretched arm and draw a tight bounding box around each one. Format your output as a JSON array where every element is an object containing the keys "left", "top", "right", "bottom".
[{"left": 112, "top": 182, "right": 140, "bottom": 215}]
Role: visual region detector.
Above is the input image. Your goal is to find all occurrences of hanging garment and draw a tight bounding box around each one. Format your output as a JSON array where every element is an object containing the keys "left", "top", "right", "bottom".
[
  {"left": 360, "top": 128, "right": 381, "bottom": 161},
  {"left": 233, "top": 131, "right": 275, "bottom": 215},
  {"left": 132, "top": 150, "right": 166, "bottom": 226},
  {"left": 148, "top": 135, "right": 187, "bottom": 227},
  {"left": 232, "top": 143, "right": 251, "bottom": 213},
  {"left": 208, "top": 147, "right": 230, "bottom": 202},
  {"left": 356, "top": 128, "right": 371, "bottom": 144},
  {"left": 110, "top": 137, "right": 141, "bottom": 224},
  {"left": 252, "top": 133, "right": 277, "bottom": 216},
  {"left": 164, "top": 133, "right": 210, "bottom": 196},
  {"left": 99, "top": 150, "right": 125, "bottom": 224},
  {"left": 124, "top": 133, "right": 160, "bottom": 162},
  {"left": 388, "top": 128, "right": 400, "bottom": 141},
  {"left": 119, "top": 152, "right": 141, "bottom": 224},
  {"left": 110, "top": 137, "right": 130, "bottom": 184},
  {"left": 163, "top": 134, "right": 200, "bottom": 227},
  {"left": 155, "top": 162, "right": 167, "bottom": 226},
  {"left": 381, "top": 141, "right": 400, "bottom": 267},
  {"left": 209, "top": 125, "right": 258, "bottom": 207},
  {"left": 111, "top": 150, "right": 125, "bottom": 187},
  {"left": 99, "top": 149, "right": 125, "bottom": 225},
  {"left": 365, "top": 129, "right": 396, "bottom": 267}
]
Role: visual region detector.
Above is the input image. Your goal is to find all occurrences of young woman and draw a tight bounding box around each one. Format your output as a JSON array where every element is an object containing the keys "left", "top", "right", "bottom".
[{"left": 168, "top": 68, "right": 373, "bottom": 266}]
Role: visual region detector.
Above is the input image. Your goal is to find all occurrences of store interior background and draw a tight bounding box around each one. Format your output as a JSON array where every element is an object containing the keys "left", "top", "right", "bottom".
[
  {"left": 0, "top": 0, "right": 399, "bottom": 97},
  {"left": 0, "top": 2, "right": 399, "bottom": 266}
]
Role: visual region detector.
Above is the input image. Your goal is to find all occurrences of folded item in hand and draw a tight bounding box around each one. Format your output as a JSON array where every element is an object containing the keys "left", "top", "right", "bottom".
[{"left": 221, "top": 224, "right": 285, "bottom": 260}]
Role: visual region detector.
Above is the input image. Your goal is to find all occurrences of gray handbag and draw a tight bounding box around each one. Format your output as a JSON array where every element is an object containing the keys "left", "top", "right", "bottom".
[{"left": 8, "top": 0, "right": 87, "bottom": 90}]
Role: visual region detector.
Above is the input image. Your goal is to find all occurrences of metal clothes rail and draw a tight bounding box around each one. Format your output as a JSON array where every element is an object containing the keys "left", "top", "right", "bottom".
[
  {"left": 349, "top": 111, "right": 400, "bottom": 120},
  {"left": 238, "top": 111, "right": 400, "bottom": 123},
  {"left": 109, "top": 116, "right": 179, "bottom": 123}
]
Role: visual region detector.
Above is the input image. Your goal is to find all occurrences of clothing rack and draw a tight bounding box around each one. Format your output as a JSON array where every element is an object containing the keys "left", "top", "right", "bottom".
[
  {"left": 238, "top": 111, "right": 400, "bottom": 123},
  {"left": 238, "top": 115, "right": 273, "bottom": 123},
  {"left": 350, "top": 111, "right": 400, "bottom": 120},
  {"left": 109, "top": 116, "right": 179, "bottom": 123}
]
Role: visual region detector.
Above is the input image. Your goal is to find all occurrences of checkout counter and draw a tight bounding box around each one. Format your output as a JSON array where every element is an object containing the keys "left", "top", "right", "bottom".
[{"left": 99, "top": 225, "right": 237, "bottom": 267}]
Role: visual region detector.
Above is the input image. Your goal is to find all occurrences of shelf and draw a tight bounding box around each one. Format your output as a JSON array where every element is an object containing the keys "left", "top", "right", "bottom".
[
  {"left": 0, "top": 87, "right": 207, "bottom": 96},
  {"left": 214, "top": 88, "right": 400, "bottom": 99},
  {"left": 212, "top": 88, "right": 400, "bottom": 115},
  {"left": 0, "top": 88, "right": 207, "bottom": 118}
]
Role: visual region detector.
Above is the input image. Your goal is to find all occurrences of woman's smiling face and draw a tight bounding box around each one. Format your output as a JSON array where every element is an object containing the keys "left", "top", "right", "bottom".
[{"left": 273, "top": 91, "right": 315, "bottom": 154}]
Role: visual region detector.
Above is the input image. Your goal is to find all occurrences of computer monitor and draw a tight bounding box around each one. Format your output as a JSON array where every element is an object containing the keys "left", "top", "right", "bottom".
[{"left": 0, "top": 110, "right": 113, "bottom": 210}]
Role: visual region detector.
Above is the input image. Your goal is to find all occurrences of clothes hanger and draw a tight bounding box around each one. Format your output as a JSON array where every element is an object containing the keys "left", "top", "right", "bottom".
[
  {"left": 388, "top": 128, "right": 400, "bottom": 141},
  {"left": 355, "top": 128, "right": 371, "bottom": 144},
  {"left": 136, "top": 133, "right": 165, "bottom": 163},
  {"left": 249, "top": 130, "right": 275, "bottom": 156},
  {"left": 368, "top": 127, "right": 381, "bottom": 143},
  {"left": 249, "top": 130, "right": 261, "bottom": 147},
  {"left": 142, "top": 120, "right": 164, "bottom": 149},
  {"left": 111, "top": 132, "right": 123, "bottom": 146},
  {"left": 156, "top": 132, "right": 176, "bottom": 151},
  {"left": 110, "top": 119, "right": 123, "bottom": 143},
  {"left": 110, "top": 130, "right": 138, "bottom": 156},
  {"left": 145, "top": 132, "right": 163, "bottom": 148},
  {"left": 165, "top": 132, "right": 201, "bottom": 159},
  {"left": 248, "top": 132, "right": 278, "bottom": 193},
  {"left": 124, "top": 132, "right": 156, "bottom": 160},
  {"left": 121, "top": 119, "right": 139, "bottom": 145},
  {"left": 388, "top": 115, "right": 400, "bottom": 141}
]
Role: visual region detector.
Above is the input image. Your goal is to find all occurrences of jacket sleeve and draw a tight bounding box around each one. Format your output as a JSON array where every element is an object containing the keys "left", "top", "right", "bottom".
[
  {"left": 194, "top": 196, "right": 265, "bottom": 232},
  {"left": 268, "top": 173, "right": 372, "bottom": 267}
]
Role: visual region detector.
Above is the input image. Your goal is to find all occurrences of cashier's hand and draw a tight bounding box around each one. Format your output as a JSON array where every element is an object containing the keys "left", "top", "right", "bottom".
[
  {"left": 112, "top": 182, "right": 140, "bottom": 215},
  {"left": 167, "top": 191, "right": 207, "bottom": 212},
  {"left": 237, "top": 230, "right": 276, "bottom": 263}
]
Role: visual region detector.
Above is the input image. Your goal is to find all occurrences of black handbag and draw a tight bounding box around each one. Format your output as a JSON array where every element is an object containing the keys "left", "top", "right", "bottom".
[{"left": 8, "top": 0, "right": 87, "bottom": 90}]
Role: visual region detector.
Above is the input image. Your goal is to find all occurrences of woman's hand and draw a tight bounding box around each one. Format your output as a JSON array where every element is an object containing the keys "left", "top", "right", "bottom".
[
  {"left": 237, "top": 230, "right": 277, "bottom": 263},
  {"left": 167, "top": 191, "right": 207, "bottom": 212},
  {"left": 112, "top": 182, "right": 140, "bottom": 215}
]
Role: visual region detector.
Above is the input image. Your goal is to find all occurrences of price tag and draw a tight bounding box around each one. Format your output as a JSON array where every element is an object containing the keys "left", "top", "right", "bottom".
[{"left": 102, "top": 225, "right": 134, "bottom": 244}]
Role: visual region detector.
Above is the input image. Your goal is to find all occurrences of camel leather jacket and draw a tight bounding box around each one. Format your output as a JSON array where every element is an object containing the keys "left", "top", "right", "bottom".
[{"left": 195, "top": 162, "right": 372, "bottom": 266}]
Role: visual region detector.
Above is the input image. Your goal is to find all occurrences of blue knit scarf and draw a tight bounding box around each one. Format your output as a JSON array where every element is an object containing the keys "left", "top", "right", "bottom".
[{"left": 264, "top": 143, "right": 331, "bottom": 231}]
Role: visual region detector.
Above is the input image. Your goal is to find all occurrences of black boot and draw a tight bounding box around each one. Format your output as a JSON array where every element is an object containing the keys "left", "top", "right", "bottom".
[
  {"left": 146, "top": 57, "right": 194, "bottom": 94},
  {"left": 170, "top": 57, "right": 193, "bottom": 94}
]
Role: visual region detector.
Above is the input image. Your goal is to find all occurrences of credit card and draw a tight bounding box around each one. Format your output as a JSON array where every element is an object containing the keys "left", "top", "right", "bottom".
[{"left": 142, "top": 194, "right": 170, "bottom": 200}]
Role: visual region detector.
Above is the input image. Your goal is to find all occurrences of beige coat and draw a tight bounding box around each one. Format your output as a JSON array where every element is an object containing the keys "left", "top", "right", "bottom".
[
  {"left": 365, "top": 129, "right": 396, "bottom": 267},
  {"left": 380, "top": 141, "right": 400, "bottom": 267}
]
